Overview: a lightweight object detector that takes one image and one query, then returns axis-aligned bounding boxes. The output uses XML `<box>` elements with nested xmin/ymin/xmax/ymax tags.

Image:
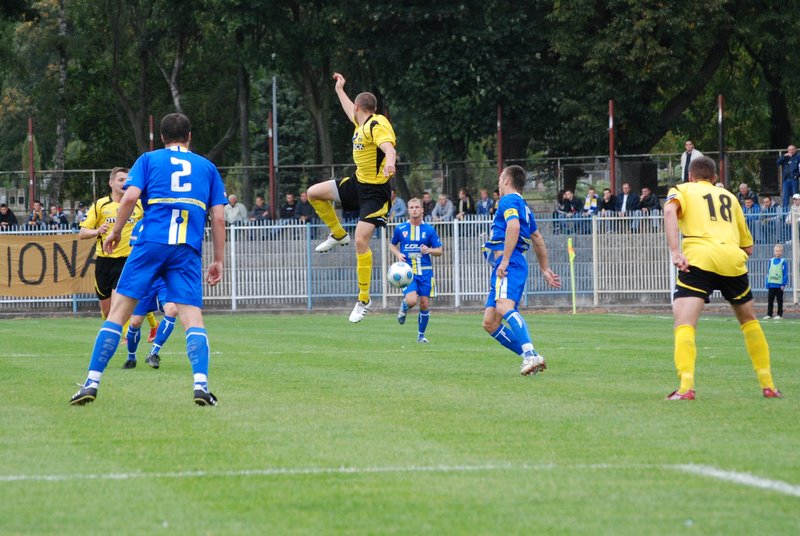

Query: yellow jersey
<box><xmin>351</xmin><ymin>113</ymin><xmax>396</xmax><ymax>185</ymax></box>
<box><xmin>666</xmin><ymin>180</ymin><xmax>752</xmax><ymax>276</ymax></box>
<box><xmin>81</xmin><ymin>195</ymin><xmax>144</xmax><ymax>258</ymax></box>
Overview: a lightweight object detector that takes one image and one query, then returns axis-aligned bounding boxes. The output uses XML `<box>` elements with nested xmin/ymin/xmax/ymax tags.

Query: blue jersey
<box><xmin>484</xmin><ymin>193</ymin><xmax>536</xmax><ymax>254</ymax></box>
<box><xmin>126</xmin><ymin>146</ymin><xmax>227</xmax><ymax>253</ymax></box>
<box><xmin>391</xmin><ymin>222</ymin><xmax>442</xmax><ymax>275</ymax></box>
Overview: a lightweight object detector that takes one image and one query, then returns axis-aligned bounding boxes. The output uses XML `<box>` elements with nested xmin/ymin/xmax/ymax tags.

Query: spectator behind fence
<box><xmin>598</xmin><ymin>188</ymin><xmax>616</xmax><ymax>214</ymax></box>
<box><xmin>736</xmin><ymin>183</ymin><xmax>758</xmax><ymax>206</ymax></box>
<box><xmin>224</xmin><ymin>194</ymin><xmax>247</xmax><ymax>225</ymax></box>
<box><xmin>490</xmin><ymin>189</ymin><xmax>500</xmax><ymax>217</ymax></box>
<box><xmin>388</xmin><ymin>189</ymin><xmax>407</xmax><ymax>221</ymax></box>
<box><xmin>776</xmin><ymin>145</ymin><xmax>800</xmax><ymax>208</ymax></box>
<box><xmin>758</xmin><ymin>195</ymin><xmax>780</xmax><ymax>244</ymax></box>
<box><xmin>72</xmin><ymin>202</ymin><xmax>87</xmax><ymax>230</ymax></box>
<box><xmin>784</xmin><ymin>193</ymin><xmax>800</xmax><ymax>238</ymax></box>
<box><xmin>279</xmin><ymin>192</ymin><xmax>298</xmax><ymax>221</ymax></box>
<box><xmin>582</xmin><ymin>187</ymin><xmax>599</xmax><ymax>216</ymax></box>
<box><xmin>421</xmin><ymin>191</ymin><xmax>435</xmax><ymax>221</ymax></box>
<box><xmin>26</xmin><ymin>200</ymin><xmax>46</xmax><ymax>229</ymax></box>
<box><xmin>431</xmin><ymin>194</ymin><xmax>454</xmax><ymax>222</ymax></box>
<box><xmin>0</xmin><ymin>203</ymin><xmax>18</xmax><ymax>230</ymax></box>
<box><xmin>48</xmin><ymin>205</ymin><xmax>69</xmax><ymax>229</ymax></box>
<box><xmin>680</xmin><ymin>139</ymin><xmax>703</xmax><ymax>181</ymax></box>
<box><xmin>455</xmin><ymin>187</ymin><xmax>475</xmax><ymax>220</ymax></box>
<box><xmin>297</xmin><ymin>190</ymin><xmax>317</xmax><ymax>224</ymax></box>
<box><xmin>742</xmin><ymin>197</ymin><xmax>760</xmax><ymax>240</ymax></box>
<box><xmin>476</xmin><ymin>188</ymin><xmax>493</xmax><ymax>217</ymax></box>
<box><xmin>249</xmin><ymin>195</ymin><xmax>270</xmax><ymax>222</ymax></box>
<box><xmin>639</xmin><ymin>186</ymin><xmax>660</xmax><ymax>214</ymax></box>
<box><xmin>615</xmin><ymin>183</ymin><xmax>640</xmax><ymax>214</ymax></box>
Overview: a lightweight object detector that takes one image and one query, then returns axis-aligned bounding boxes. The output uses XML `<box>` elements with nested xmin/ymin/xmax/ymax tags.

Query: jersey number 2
<box><xmin>170</xmin><ymin>157</ymin><xmax>192</xmax><ymax>192</ymax></box>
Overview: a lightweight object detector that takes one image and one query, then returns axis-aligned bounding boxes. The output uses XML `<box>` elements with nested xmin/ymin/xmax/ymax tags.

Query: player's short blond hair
<box><xmin>355</xmin><ymin>92</ymin><xmax>377</xmax><ymax>113</ymax></box>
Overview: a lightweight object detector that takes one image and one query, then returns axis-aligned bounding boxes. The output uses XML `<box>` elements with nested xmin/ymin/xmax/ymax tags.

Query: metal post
<box><xmin>230</xmin><ymin>226</ymin><xmax>237</xmax><ymax>311</ymax></box>
<box><xmin>496</xmin><ymin>103</ymin><xmax>503</xmax><ymax>175</ymax></box>
<box><xmin>718</xmin><ymin>95</ymin><xmax>726</xmax><ymax>188</ymax></box>
<box><xmin>453</xmin><ymin>219</ymin><xmax>461</xmax><ymax>307</ymax></box>
<box><xmin>272</xmin><ymin>76</ymin><xmax>279</xmax><ymax>171</ymax></box>
<box><xmin>149</xmin><ymin>114</ymin><xmax>154</xmax><ymax>152</ymax></box>
<box><xmin>608</xmin><ymin>100</ymin><xmax>616</xmax><ymax>194</ymax></box>
<box><xmin>592</xmin><ymin>216</ymin><xmax>599</xmax><ymax>306</ymax></box>
<box><xmin>268</xmin><ymin>111</ymin><xmax>276</xmax><ymax>220</ymax></box>
<box><xmin>27</xmin><ymin>117</ymin><xmax>35</xmax><ymax>210</ymax></box>
<box><xmin>306</xmin><ymin>223</ymin><xmax>314</xmax><ymax>310</ymax></box>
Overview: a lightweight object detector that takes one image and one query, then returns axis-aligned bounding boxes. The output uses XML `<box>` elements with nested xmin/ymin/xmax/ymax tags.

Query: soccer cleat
<box><xmin>70</xmin><ymin>385</ymin><xmax>98</xmax><ymax>406</ymax></box>
<box><xmin>417</xmin><ymin>336</ymin><xmax>429</xmax><ymax>343</ymax></box>
<box><xmin>397</xmin><ymin>305</ymin><xmax>407</xmax><ymax>325</ymax></box>
<box><xmin>121</xmin><ymin>359</ymin><xmax>137</xmax><ymax>370</ymax></box>
<box><xmin>194</xmin><ymin>389</ymin><xmax>218</xmax><ymax>406</ymax></box>
<box><xmin>665</xmin><ymin>389</ymin><xmax>695</xmax><ymax>400</ymax></box>
<box><xmin>145</xmin><ymin>352</ymin><xmax>161</xmax><ymax>369</ymax></box>
<box><xmin>348</xmin><ymin>299</ymin><xmax>372</xmax><ymax>323</ymax></box>
<box><xmin>773</xmin><ymin>315</ymin><xmax>782</xmax><ymax>320</ymax></box>
<box><xmin>148</xmin><ymin>327</ymin><xmax>157</xmax><ymax>343</ymax></box>
<box><xmin>763</xmin><ymin>387</ymin><xmax>783</xmax><ymax>398</ymax></box>
<box><xmin>520</xmin><ymin>354</ymin><xmax>545</xmax><ymax>376</ymax></box>
<box><xmin>763</xmin><ymin>315</ymin><xmax>772</xmax><ymax>320</ymax></box>
<box><xmin>315</xmin><ymin>233</ymin><xmax>351</xmax><ymax>252</ymax></box>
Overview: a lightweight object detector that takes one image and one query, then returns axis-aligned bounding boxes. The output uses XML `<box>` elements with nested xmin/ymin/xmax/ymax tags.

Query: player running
<box><xmin>390</xmin><ymin>197</ymin><xmax>443</xmax><ymax>343</ymax></box>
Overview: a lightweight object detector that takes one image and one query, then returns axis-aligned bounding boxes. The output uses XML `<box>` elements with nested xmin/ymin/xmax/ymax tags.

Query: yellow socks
<box><xmin>310</xmin><ymin>198</ymin><xmax>346</xmax><ymax>239</ymax></box>
<box><xmin>674</xmin><ymin>324</ymin><xmax>696</xmax><ymax>393</ymax></box>
<box><xmin>357</xmin><ymin>250</ymin><xmax>372</xmax><ymax>303</ymax></box>
<box><xmin>146</xmin><ymin>312</ymin><xmax>158</xmax><ymax>329</ymax></box>
<box><xmin>741</xmin><ymin>320</ymin><xmax>775</xmax><ymax>390</ymax></box>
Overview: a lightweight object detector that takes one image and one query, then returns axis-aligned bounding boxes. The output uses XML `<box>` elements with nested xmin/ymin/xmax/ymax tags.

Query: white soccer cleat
<box><xmin>763</xmin><ymin>315</ymin><xmax>772</xmax><ymax>320</ymax></box>
<box><xmin>349</xmin><ymin>299</ymin><xmax>372</xmax><ymax>323</ymax></box>
<box><xmin>315</xmin><ymin>233</ymin><xmax>351</xmax><ymax>252</ymax></box>
<box><xmin>520</xmin><ymin>354</ymin><xmax>546</xmax><ymax>376</ymax></box>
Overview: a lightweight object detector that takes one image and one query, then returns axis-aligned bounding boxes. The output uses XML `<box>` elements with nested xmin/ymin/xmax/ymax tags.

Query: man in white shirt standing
<box><xmin>680</xmin><ymin>140</ymin><xmax>704</xmax><ymax>182</ymax></box>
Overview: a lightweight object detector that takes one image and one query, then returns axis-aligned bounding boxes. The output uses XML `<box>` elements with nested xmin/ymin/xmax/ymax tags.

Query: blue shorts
<box><xmin>484</xmin><ymin>253</ymin><xmax>528</xmax><ymax>309</ymax></box>
<box><xmin>116</xmin><ymin>241</ymin><xmax>204</xmax><ymax>308</ymax></box>
<box><xmin>404</xmin><ymin>270</ymin><xmax>435</xmax><ymax>298</ymax></box>
<box><xmin>132</xmin><ymin>278</ymin><xmax>168</xmax><ymax>316</ymax></box>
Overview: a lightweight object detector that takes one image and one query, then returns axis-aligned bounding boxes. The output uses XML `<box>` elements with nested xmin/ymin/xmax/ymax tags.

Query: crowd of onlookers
<box><xmin>0</xmin><ymin>200</ymin><xmax>87</xmax><ymax>232</ymax></box>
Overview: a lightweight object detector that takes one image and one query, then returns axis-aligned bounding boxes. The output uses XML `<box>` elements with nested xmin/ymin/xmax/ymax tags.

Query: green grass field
<box><xmin>1</xmin><ymin>311</ymin><xmax>798</xmax><ymax>534</ymax></box>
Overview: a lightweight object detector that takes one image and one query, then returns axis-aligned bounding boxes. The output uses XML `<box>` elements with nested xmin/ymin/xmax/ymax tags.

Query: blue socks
<box><xmin>152</xmin><ymin>315</ymin><xmax>176</xmax><ymax>352</ymax></box>
<box><xmin>490</xmin><ymin>325</ymin><xmax>523</xmax><ymax>356</ymax></box>
<box><xmin>503</xmin><ymin>310</ymin><xmax>536</xmax><ymax>356</ymax></box>
<box><xmin>126</xmin><ymin>326</ymin><xmax>141</xmax><ymax>360</ymax></box>
<box><xmin>85</xmin><ymin>321</ymin><xmax>123</xmax><ymax>386</ymax></box>
<box><xmin>186</xmin><ymin>327</ymin><xmax>210</xmax><ymax>390</ymax></box>
<box><xmin>418</xmin><ymin>310</ymin><xmax>430</xmax><ymax>337</ymax></box>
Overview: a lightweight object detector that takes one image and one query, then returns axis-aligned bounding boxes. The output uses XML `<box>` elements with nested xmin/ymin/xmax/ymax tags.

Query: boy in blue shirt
<box><xmin>70</xmin><ymin>113</ymin><xmax>227</xmax><ymax>406</ymax></box>
<box><xmin>390</xmin><ymin>197</ymin><xmax>443</xmax><ymax>342</ymax></box>
<box><xmin>764</xmin><ymin>243</ymin><xmax>788</xmax><ymax>320</ymax></box>
<box><xmin>482</xmin><ymin>166</ymin><xmax>561</xmax><ymax>375</ymax></box>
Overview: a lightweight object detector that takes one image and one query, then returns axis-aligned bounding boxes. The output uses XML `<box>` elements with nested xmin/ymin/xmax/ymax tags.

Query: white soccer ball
<box><xmin>387</xmin><ymin>261</ymin><xmax>413</xmax><ymax>288</ymax></box>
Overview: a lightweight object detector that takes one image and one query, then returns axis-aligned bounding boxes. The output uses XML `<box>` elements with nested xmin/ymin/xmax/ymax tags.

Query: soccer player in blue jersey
<box><xmin>70</xmin><ymin>112</ymin><xmax>227</xmax><ymax>406</ymax></box>
<box><xmin>121</xmin><ymin>220</ymin><xmax>178</xmax><ymax>370</ymax></box>
<box><xmin>482</xmin><ymin>165</ymin><xmax>561</xmax><ymax>376</ymax></box>
<box><xmin>390</xmin><ymin>197</ymin><xmax>443</xmax><ymax>343</ymax></box>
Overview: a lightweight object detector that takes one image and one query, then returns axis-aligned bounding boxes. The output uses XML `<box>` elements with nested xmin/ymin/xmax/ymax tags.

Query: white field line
<box><xmin>671</xmin><ymin>464</ymin><xmax>800</xmax><ymax>498</ymax></box>
<box><xmin>2</xmin><ymin>462</ymin><xmax>798</xmax><ymax>498</ymax></box>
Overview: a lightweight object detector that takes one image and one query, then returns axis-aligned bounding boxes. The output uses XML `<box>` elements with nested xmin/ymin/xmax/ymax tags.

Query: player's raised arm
<box><xmin>332</xmin><ymin>72</ymin><xmax>355</xmax><ymax>121</ymax></box>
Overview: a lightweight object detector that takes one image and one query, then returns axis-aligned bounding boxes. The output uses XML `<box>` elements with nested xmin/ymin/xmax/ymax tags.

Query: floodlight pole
<box><xmin>268</xmin><ymin>111</ymin><xmax>276</xmax><ymax>220</ymax></box>
<box><xmin>609</xmin><ymin>100</ymin><xmax>616</xmax><ymax>193</ymax></box>
<box><xmin>28</xmin><ymin>117</ymin><xmax>35</xmax><ymax>210</ymax></box>
<box><xmin>718</xmin><ymin>95</ymin><xmax>726</xmax><ymax>188</ymax></box>
<box><xmin>497</xmin><ymin>103</ymin><xmax>504</xmax><ymax>175</ymax></box>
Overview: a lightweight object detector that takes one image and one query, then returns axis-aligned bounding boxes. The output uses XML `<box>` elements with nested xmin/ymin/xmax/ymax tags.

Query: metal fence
<box><xmin>2</xmin><ymin>211</ymin><xmax>798</xmax><ymax>315</ymax></box>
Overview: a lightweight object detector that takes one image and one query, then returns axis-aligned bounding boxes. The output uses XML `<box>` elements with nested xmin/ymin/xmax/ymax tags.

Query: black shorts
<box><xmin>335</xmin><ymin>176</ymin><xmax>391</xmax><ymax>228</ymax></box>
<box><xmin>674</xmin><ymin>265</ymin><xmax>753</xmax><ymax>304</ymax></box>
<box><xmin>94</xmin><ymin>256</ymin><xmax>127</xmax><ymax>300</ymax></box>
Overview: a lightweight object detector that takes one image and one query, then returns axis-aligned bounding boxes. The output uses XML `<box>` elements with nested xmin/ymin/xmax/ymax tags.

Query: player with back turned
<box><xmin>70</xmin><ymin>112</ymin><xmax>227</xmax><ymax>407</ymax></box>
<box><xmin>664</xmin><ymin>155</ymin><xmax>782</xmax><ymax>400</ymax></box>
<box><xmin>307</xmin><ymin>72</ymin><xmax>397</xmax><ymax>323</ymax></box>
<box><xmin>482</xmin><ymin>165</ymin><xmax>561</xmax><ymax>376</ymax></box>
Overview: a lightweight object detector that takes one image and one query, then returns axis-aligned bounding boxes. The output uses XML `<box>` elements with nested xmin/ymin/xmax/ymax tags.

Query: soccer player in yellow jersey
<box><xmin>80</xmin><ymin>167</ymin><xmax>145</xmax><ymax>321</ymax></box>
<box><xmin>664</xmin><ymin>156</ymin><xmax>782</xmax><ymax>400</ymax></box>
<box><xmin>308</xmin><ymin>72</ymin><xmax>397</xmax><ymax>323</ymax></box>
